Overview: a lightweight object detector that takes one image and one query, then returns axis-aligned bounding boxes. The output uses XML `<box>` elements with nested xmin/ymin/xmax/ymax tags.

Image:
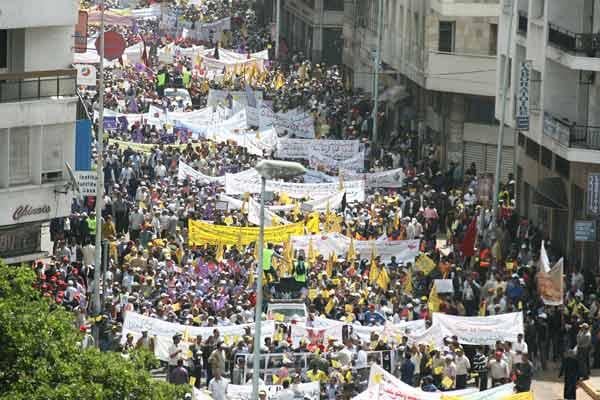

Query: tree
<box><xmin>0</xmin><ymin>263</ymin><xmax>190</xmax><ymax>400</ymax></box>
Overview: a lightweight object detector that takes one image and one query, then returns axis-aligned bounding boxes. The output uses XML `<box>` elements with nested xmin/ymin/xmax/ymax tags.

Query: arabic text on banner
<box><xmin>431</xmin><ymin>312</ymin><xmax>524</xmax><ymax>346</ymax></box>
<box><xmin>276</xmin><ymin>138</ymin><xmax>360</xmax><ymax>160</ymax></box>
<box><xmin>227</xmin><ymin>382</ymin><xmax>320</xmax><ymax>400</ymax></box>
<box><xmin>188</xmin><ymin>220</ymin><xmax>305</xmax><ymax>246</ymax></box>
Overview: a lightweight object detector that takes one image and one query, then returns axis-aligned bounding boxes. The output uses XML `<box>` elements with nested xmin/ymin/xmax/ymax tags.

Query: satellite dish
<box><xmin>65</xmin><ymin>162</ymin><xmax>81</xmax><ymax>195</ymax></box>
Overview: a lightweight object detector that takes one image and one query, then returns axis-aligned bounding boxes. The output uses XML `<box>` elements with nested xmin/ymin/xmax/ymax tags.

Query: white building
<box><xmin>343</xmin><ymin>0</ymin><xmax>514</xmax><ymax>179</ymax></box>
<box><xmin>0</xmin><ymin>0</ymin><xmax>78</xmax><ymax>263</ymax></box>
<box><xmin>498</xmin><ymin>0</ymin><xmax>600</xmax><ymax>263</ymax></box>
<box><xmin>273</xmin><ymin>0</ymin><xmax>345</xmax><ymax>64</ymax></box>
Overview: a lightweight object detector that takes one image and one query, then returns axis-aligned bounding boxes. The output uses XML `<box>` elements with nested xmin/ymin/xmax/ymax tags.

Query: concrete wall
<box><xmin>0</xmin><ymin>0</ymin><xmax>78</xmax><ymax>29</ymax></box>
<box><xmin>543</xmin><ymin>60</ymin><xmax>578</xmax><ymax>121</ymax></box>
<box><xmin>24</xmin><ymin>26</ymin><xmax>74</xmax><ymax>71</ymax></box>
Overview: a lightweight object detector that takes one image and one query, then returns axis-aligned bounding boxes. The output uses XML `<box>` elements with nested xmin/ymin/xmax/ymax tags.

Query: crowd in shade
<box><xmin>32</xmin><ymin>0</ymin><xmax>600</xmax><ymax>399</ymax></box>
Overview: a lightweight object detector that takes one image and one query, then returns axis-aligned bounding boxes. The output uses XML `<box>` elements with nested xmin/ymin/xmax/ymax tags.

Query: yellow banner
<box><xmin>108</xmin><ymin>139</ymin><xmax>197</xmax><ymax>154</ymax></box>
<box><xmin>415</xmin><ymin>254</ymin><xmax>437</xmax><ymax>275</ymax></box>
<box><xmin>188</xmin><ymin>220</ymin><xmax>305</xmax><ymax>246</ymax></box>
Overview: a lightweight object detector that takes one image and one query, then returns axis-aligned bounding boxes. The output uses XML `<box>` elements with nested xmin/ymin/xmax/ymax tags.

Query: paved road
<box><xmin>531</xmin><ymin>363</ymin><xmax>593</xmax><ymax>400</ymax></box>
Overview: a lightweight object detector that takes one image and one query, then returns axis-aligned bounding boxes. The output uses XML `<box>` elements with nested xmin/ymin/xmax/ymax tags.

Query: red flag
<box><xmin>460</xmin><ymin>218</ymin><xmax>477</xmax><ymax>257</ymax></box>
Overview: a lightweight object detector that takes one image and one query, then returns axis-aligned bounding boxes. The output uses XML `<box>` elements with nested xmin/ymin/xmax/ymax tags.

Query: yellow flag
<box><xmin>308</xmin><ymin>288</ymin><xmax>318</xmax><ymax>300</ymax></box>
<box><xmin>325</xmin><ymin>298</ymin><xmax>335</xmax><ymax>314</ymax></box>
<box><xmin>403</xmin><ymin>269</ymin><xmax>414</xmax><ymax>295</ymax></box>
<box><xmin>441</xmin><ymin>376</ymin><xmax>454</xmax><ymax>389</ymax></box>
<box><xmin>215</xmin><ymin>242</ymin><xmax>224</xmax><ymax>262</ymax></box>
<box><xmin>306</xmin><ymin>212</ymin><xmax>320</xmax><ymax>234</ymax></box>
<box><xmin>416</xmin><ymin>254</ymin><xmax>437</xmax><ymax>275</ymax></box>
<box><xmin>274</xmin><ymin>73</ymin><xmax>285</xmax><ymax>90</ymax></box>
<box><xmin>393</xmin><ymin>212</ymin><xmax>400</xmax><ymax>230</ymax></box>
<box><xmin>347</xmin><ymin>237</ymin><xmax>357</xmax><ymax>263</ymax></box>
<box><xmin>479</xmin><ymin>300</ymin><xmax>487</xmax><ymax>316</ymax></box>
<box><xmin>376</xmin><ymin>266</ymin><xmax>390</xmax><ymax>291</ymax></box>
<box><xmin>428</xmin><ymin>284</ymin><xmax>441</xmax><ymax>312</ymax></box>
<box><xmin>247</xmin><ymin>271</ymin><xmax>255</xmax><ymax>288</ymax></box>
<box><xmin>369</xmin><ymin>259</ymin><xmax>379</xmax><ymax>285</ymax></box>
<box><xmin>308</xmin><ymin>238</ymin><xmax>318</xmax><ymax>265</ymax></box>
<box><xmin>326</xmin><ymin>252</ymin><xmax>335</xmax><ymax>277</ymax></box>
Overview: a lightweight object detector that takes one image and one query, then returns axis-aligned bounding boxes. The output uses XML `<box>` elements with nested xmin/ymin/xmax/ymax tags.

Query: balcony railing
<box><xmin>543</xmin><ymin>112</ymin><xmax>600</xmax><ymax>150</ymax></box>
<box><xmin>0</xmin><ymin>69</ymin><xmax>76</xmax><ymax>104</ymax></box>
<box><xmin>548</xmin><ymin>23</ymin><xmax>600</xmax><ymax>55</ymax></box>
<box><xmin>517</xmin><ymin>12</ymin><xmax>528</xmax><ymax>35</ymax></box>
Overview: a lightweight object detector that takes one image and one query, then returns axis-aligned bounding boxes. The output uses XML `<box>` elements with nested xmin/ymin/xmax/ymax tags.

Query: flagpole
<box><xmin>92</xmin><ymin>0</ymin><xmax>105</xmax><ymax>347</ymax></box>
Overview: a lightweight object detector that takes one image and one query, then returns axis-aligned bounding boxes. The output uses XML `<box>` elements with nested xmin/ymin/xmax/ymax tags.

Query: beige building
<box><xmin>343</xmin><ymin>0</ymin><xmax>513</xmax><ymax>179</ymax></box>
<box><xmin>498</xmin><ymin>0</ymin><xmax>600</xmax><ymax>264</ymax></box>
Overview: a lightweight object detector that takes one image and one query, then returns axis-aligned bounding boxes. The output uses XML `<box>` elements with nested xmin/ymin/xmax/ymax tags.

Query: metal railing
<box><xmin>0</xmin><ymin>69</ymin><xmax>77</xmax><ymax>103</ymax></box>
<box><xmin>548</xmin><ymin>22</ymin><xmax>600</xmax><ymax>55</ymax></box>
<box><xmin>543</xmin><ymin>112</ymin><xmax>600</xmax><ymax>150</ymax></box>
<box><xmin>232</xmin><ymin>350</ymin><xmax>397</xmax><ymax>385</ymax></box>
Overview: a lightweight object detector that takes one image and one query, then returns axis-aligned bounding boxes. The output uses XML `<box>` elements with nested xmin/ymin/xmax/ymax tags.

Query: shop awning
<box><xmin>379</xmin><ymin>85</ymin><xmax>408</xmax><ymax>103</ymax></box>
<box><xmin>532</xmin><ymin>177</ymin><xmax>568</xmax><ymax>210</ymax></box>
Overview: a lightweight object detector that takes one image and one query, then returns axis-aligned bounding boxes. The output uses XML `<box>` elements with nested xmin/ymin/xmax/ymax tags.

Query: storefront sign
<box><xmin>574</xmin><ymin>220</ymin><xmax>597</xmax><ymax>242</ymax></box>
<box><xmin>75</xmin><ymin>171</ymin><xmax>97</xmax><ymax>196</ymax></box>
<box><xmin>516</xmin><ymin>61</ymin><xmax>531</xmax><ymax>130</ymax></box>
<box><xmin>12</xmin><ymin>205</ymin><xmax>51</xmax><ymax>222</ymax></box>
<box><xmin>587</xmin><ymin>173</ymin><xmax>600</xmax><ymax>215</ymax></box>
<box><xmin>0</xmin><ymin>224</ymin><xmax>41</xmax><ymax>258</ymax></box>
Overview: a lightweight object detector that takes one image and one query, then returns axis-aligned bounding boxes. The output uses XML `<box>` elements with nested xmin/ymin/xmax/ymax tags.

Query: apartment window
<box><xmin>324</xmin><ymin>0</ymin><xmax>344</xmax><ymax>11</ymax></box>
<box><xmin>525</xmin><ymin>138</ymin><xmax>539</xmax><ymax>161</ymax></box>
<box><xmin>438</xmin><ymin>21</ymin><xmax>455</xmax><ymax>52</ymax></box>
<box><xmin>555</xmin><ymin>155</ymin><xmax>570</xmax><ymax>177</ymax></box>
<box><xmin>518</xmin><ymin>132</ymin><xmax>525</xmax><ymax>147</ymax></box>
<box><xmin>541</xmin><ymin>146</ymin><xmax>552</xmax><ymax>169</ymax></box>
<box><xmin>9</xmin><ymin>127</ymin><xmax>32</xmax><ymax>186</ymax></box>
<box><xmin>465</xmin><ymin>96</ymin><xmax>497</xmax><ymax>124</ymax></box>
<box><xmin>0</xmin><ymin>29</ymin><xmax>7</xmax><ymax>69</ymax></box>
<box><xmin>42</xmin><ymin>125</ymin><xmax>64</xmax><ymax>174</ymax></box>
<box><xmin>489</xmin><ymin>24</ymin><xmax>498</xmax><ymax>55</ymax></box>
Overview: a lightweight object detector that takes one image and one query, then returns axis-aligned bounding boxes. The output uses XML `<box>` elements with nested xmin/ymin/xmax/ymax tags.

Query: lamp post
<box><xmin>251</xmin><ymin>160</ymin><xmax>306</xmax><ymax>399</ymax></box>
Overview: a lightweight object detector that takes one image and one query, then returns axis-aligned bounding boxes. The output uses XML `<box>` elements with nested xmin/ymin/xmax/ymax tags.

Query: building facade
<box><xmin>498</xmin><ymin>0</ymin><xmax>600</xmax><ymax>265</ymax></box>
<box><xmin>343</xmin><ymin>0</ymin><xmax>514</xmax><ymax>179</ymax></box>
<box><xmin>273</xmin><ymin>0</ymin><xmax>345</xmax><ymax>64</ymax></box>
<box><xmin>0</xmin><ymin>0</ymin><xmax>78</xmax><ymax>263</ymax></box>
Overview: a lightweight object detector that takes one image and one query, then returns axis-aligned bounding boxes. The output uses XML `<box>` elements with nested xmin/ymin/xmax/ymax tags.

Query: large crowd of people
<box><xmin>32</xmin><ymin>1</ymin><xmax>600</xmax><ymax>399</ymax></box>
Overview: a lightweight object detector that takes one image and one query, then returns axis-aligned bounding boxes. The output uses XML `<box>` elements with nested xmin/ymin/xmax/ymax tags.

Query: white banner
<box><xmin>363</xmin><ymin>364</ymin><xmax>477</xmax><ymax>399</ymax></box>
<box><xmin>259</xmin><ymin>103</ymin><xmax>315</xmax><ymax>139</ymax></box>
<box><xmin>177</xmin><ymin>160</ymin><xmax>225</xmax><ymax>184</ymax></box>
<box><xmin>122</xmin><ymin>311</ymin><xmax>275</xmax><ymax>362</ymax></box>
<box><xmin>432</xmin><ymin>312</ymin><xmax>524</xmax><ymax>346</ymax></box>
<box><xmin>75</xmin><ymin>64</ymin><xmax>97</xmax><ymax>86</ymax></box>
<box><xmin>309</xmin><ymin>149</ymin><xmax>364</xmax><ymax>173</ymax></box>
<box><xmin>290</xmin><ymin>323</ymin><xmax>344</xmax><ymax>347</ymax></box>
<box><xmin>227</xmin><ymin>382</ymin><xmax>320</xmax><ymax>400</ymax></box>
<box><xmin>219</xmin><ymin>190</ymin><xmax>344</xmax><ymax>214</ymax></box>
<box><xmin>341</xmin><ymin>168</ymin><xmax>406</xmax><ymax>189</ymax></box>
<box><xmin>291</xmin><ymin>233</ymin><xmax>420</xmax><ymax>264</ymax></box>
<box><xmin>276</xmin><ymin>138</ymin><xmax>360</xmax><ymax>160</ymax></box>
<box><xmin>225</xmin><ymin>169</ymin><xmax>365</xmax><ymax>202</ymax></box>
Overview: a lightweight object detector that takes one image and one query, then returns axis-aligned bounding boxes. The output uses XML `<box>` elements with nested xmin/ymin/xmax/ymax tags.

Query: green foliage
<box><xmin>0</xmin><ymin>264</ymin><xmax>191</xmax><ymax>400</ymax></box>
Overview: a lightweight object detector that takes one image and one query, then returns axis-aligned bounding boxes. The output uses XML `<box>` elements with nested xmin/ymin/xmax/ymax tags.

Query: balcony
<box><xmin>548</xmin><ymin>23</ymin><xmax>600</xmax><ymax>56</ymax></box>
<box><xmin>0</xmin><ymin>69</ymin><xmax>76</xmax><ymax>104</ymax></box>
<box><xmin>426</xmin><ymin>50</ymin><xmax>497</xmax><ymax>97</ymax></box>
<box><xmin>543</xmin><ymin>112</ymin><xmax>600</xmax><ymax>150</ymax></box>
<box><xmin>517</xmin><ymin>12</ymin><xmax>528</xmax><ymax>36</ymax></box>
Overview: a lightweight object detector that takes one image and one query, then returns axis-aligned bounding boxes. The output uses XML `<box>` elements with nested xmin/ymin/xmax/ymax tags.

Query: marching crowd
<box><xmin>31</xmin><ymin>1</ymin><xmax>600</xmax><ymax>399</ymax></box>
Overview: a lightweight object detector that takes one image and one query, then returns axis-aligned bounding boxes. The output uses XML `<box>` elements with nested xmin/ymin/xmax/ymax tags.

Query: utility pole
<box><xmin>493</xmin><ymin>0</ymin><xmax>515</xmax><ymax>222</ymax></box>
<box><xmin>93</xmin><ymin>0</ymin><xmax>105</xmax><ymax>346</ymax></box>
<box><xmin>371</xmin><ymin>0</ymin><xmax>383</xmax><ymax>162</ymax></box>
<box><xmin>275</xmin><ymin>0</ymin><xmax>281</xmax><ymax>59</ymax></box>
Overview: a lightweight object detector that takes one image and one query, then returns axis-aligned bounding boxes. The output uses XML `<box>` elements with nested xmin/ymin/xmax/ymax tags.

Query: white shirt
<box><xmin>276</xmin><ymin>389</ymin><xmax>295</xmax><ymax>400</ymax></box>
<box><xmin>208</xmin><ymin>377</ymin><xmax>229</xmax><ymax>400</ymax></box>
<box><xmin>355</xmin><ymin>349</ymin><xmax>368</xmax><ymax>369</ymax></box>
<box><xmin>82</xmin><ymin>244</ymin><xmax>95</xmax><ymax>267</ymax></box>
<box><xmin>513</xmin><ymin>341</ymin><xmax>528</xmax><ymax>363</ymax></box>
<box><xmin>455</xmin><ymin>355</ymin><xmax>471</xmax><ymax>375</ymax></box>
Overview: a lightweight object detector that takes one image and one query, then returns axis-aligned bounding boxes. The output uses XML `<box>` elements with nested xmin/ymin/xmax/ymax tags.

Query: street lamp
<box><xmin>251</xmin><ymin>160</ymin><xmax>306</xmax><ymax>399</ymax></box>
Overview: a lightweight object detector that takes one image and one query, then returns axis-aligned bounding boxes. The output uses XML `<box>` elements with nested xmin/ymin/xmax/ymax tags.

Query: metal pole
<box><xmin>275</xmin><ymin>0</ymin><xmax>281</xmax><ymax>59</ymax></box>
<box><xmin>251</xmin><ymin>176</ymin><xmax>267</xmax><ymax>399</ymax></box>
<box><xmin>93</xmin><ymin>0</ymin><xmax>105</xmax><ymax>347</ymax></box>
<box><xmin>371</xmin><ymin>0</ymin><xmax>383</xmax><ymax>162</ymax></box>
<box><xmin>493</xmin><ymin>0</ymin><xmax>514</xmax><ymax>222</ymax></box>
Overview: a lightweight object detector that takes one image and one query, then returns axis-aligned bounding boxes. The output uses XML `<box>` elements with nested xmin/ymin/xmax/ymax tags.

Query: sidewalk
<box><xmin>581</xmin><ymin>371</ymin><xmax>600</xmax><ymax>400</ymax></box>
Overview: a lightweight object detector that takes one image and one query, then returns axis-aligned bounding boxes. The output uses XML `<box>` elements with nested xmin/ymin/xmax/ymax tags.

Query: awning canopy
<box><xmin>379</xmin><ymin>85</ymin><xmax>408</xmax><ymax>103</ymax></box>
<box><xmin>532</xmin><ymin>177</ymin><xmax>568</xmax><ymax>210</ymax></box>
